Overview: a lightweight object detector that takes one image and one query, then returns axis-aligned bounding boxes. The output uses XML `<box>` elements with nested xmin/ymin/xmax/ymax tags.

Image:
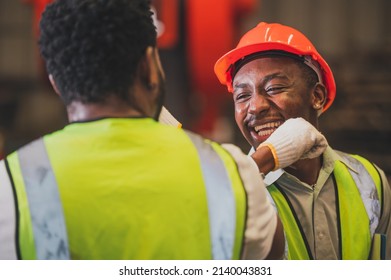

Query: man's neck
<box><xmin>66</xmin><ymin>97</ymin><xmax>146</xmax><ymax>123</ymax></box>
<box><xmin>284</xmin><ymin>157</ymin><xmax>322</xmax><ymax>186</ymax></box>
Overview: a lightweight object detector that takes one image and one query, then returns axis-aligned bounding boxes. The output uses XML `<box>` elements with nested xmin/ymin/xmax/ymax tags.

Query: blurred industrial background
<box><xmin>0</xmin><ymin>0</ymin><xmax>390</xmax><ymax>180</ymax></box>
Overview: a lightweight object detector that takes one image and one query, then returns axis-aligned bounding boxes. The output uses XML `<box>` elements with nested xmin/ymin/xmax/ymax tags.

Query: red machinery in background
<box><xmin>22</xmin><ymin>0</ymin><xmax>54</xmax><ymax>36</ymax></box>
<box><xmin>185</xmin><ymin>0</ymin><xmax>257</xmax><ymax>137</ymax></box>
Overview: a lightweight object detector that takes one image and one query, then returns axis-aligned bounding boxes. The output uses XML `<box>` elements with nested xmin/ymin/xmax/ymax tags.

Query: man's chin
<box><xmin>249</xmin><ymin>133</ymin><xmax>271</xmax><ymax>148</ymax></box>
<box><xmin>248</xmin><ymin>139</ymin><xmax>261</xmax><ymax>151</ymax></box>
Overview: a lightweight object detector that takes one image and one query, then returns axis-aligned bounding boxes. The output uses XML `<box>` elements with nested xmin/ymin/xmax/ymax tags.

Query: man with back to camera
<box><xmin>0</xmin><ymin>1</ymin><xmax>328</xmax><ymax>259</ymax></box>
<box><xmin>214</xmin><ymin>21</ymin><xmax>391</xmax><ymax>260</ymax></box>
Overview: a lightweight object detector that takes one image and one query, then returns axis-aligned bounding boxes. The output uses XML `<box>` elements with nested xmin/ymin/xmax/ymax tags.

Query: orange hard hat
<box><xmin>214</xmin><ymin>22</ymin><xmax>336</xmax><ymax>112</ymax></box>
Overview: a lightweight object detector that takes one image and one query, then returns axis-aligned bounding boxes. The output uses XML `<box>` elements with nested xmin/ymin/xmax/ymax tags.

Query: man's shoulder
<box><xmin>181</xmin><ymin>129</ymin><xmax>254</xmax><ymax>170</ymax></box>
<box><xmin>324</xmin><ymin>147</ymin><xmax>375</xmax><ymax>173</ymax></box>
<box><xmin>332</xmin><ymin>149</ymin><xmax>389</xmax><ymax>191</ymax></box>
<box><xmin>334</xmin><ymin>149</ymin><xmax>384</xmax><ymax>172</ymax></box>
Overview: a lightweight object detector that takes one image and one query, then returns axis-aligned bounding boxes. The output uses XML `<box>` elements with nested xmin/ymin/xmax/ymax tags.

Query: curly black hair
<box><xmin>39</xmin><ymin>0</ymin><xmax>157</xmax><ymax>105</ymax></box>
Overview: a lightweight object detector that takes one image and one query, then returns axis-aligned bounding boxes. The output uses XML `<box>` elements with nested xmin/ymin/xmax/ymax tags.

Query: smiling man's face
<box><xmin>232</xmin><ymin>56</ymin><xmax>318</xmax><ymax>149</ymax></box>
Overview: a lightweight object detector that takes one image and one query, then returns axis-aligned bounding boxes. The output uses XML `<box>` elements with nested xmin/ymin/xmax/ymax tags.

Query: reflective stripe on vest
<box><xmin>268</xmin><ymin>154</ymin><xmax>381</xmax><ymax>260</ymax></box>
<box><xmin>17</xmin><ymin>138</ymin><xmax>70</xmax><ymax>260</ymax></box>
<box><xmin>0</xmin><ymin>160</ymin><xmax>18</xmax><ymax>260</ymax></box>
<box><xmin>185</xmin><ymin>131</ymin><xmax>236</xmax><ymax>260</ymax></box>
<box><xmin>349</xmin><ymin>155</ymin><xmax>383</xmax><ymax>226</ymax></box>
<box><xmin>344</xmin><ymin>154</ymin><xmax>384</xmax><ymax>260</ymax></box>
<box><xmin>333</xmin><ymin>161</ymin><xmax>371</xmax><ymax>259</ymax></box>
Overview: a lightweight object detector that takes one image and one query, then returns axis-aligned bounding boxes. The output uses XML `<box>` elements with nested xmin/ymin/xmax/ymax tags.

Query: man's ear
<box><xmin>311</xmin><ymin>83</ymin><xmax>327</xmax><ymax>115</ymax></box>
<box><xmin>139</xmin><ymin>46</ymin><xmax>161</xmax><ymax>92</ymax></box>
<box><xmin>48</xmin><ymin>74</ymin><xmax>61</xmax><ymax>96</ymax></box>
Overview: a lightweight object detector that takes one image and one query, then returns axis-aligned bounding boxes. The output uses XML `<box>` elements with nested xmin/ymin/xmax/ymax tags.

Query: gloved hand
<box><xmin>257</xmin><ymin>117</ymin><xmax>328</xmax><ymax>170</ymax></box>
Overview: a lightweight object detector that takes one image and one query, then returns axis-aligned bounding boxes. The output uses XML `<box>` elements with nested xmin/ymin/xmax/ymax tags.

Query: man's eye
<box><xmin>265</xmin><ymin>86</ymin><xmax>285</xmax><ymax>95</ymax></box>
<box><xmin>234</xmin><ymin>92</ymin><xmax>250</xmax><ymax>102</ymax></box>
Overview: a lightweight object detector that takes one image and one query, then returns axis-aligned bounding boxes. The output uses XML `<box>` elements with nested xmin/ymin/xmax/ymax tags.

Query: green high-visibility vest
<box><xmin>0</xmin><ymin>119</ymin><xmax>246</xmax><ymax>260</ymax></box>
<box><xmin>268</xmin><ymin>154</ymin><xmax>383</xmax><ymax>260</ymax></box>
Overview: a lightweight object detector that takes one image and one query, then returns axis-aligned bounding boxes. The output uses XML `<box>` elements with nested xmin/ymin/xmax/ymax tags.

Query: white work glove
<box><xmin>257</xmin><ymin>117</ymin><xmax>328</xmax><ymax>170</ymax></box>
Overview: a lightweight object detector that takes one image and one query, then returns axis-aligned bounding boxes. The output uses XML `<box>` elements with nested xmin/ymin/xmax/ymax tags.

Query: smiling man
<box><xmin>214</xmin><ymin>22</ymin><xmax>391</xmax><ymax>260</ymax></box>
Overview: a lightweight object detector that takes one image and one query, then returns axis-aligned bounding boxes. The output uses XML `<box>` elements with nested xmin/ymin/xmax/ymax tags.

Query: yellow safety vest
<box><xmin>0</xmin><ymin>118</ymin><xmax>246</xmax><ymax>259</ymax></box>
<box><xmin>268</xmin><ymin>154</ymin><xmax>384</xmax><ymax>260</ymax></box>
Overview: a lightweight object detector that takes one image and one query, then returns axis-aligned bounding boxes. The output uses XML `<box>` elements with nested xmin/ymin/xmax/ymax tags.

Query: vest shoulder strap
<box><xmin>17</xmin><ymin>138</ymin><xmax>70</xmax><ymax>260</ymax></box>
<box><xmin>0</xmin><ymin>160</ymin><xmax>18</xmax><ymax>259</ymax></box>
<box><xmin>342</xmin><ymin>154</ymin><xmax>385</xmax><ymax>260</ymax></box>
<box><xmin>184</xmin><ymin>131</ymin><xmax>238</xmax><ymax>260</ymax></box>
<box><xmin>338</xmin><ymin>152</ymin><xmax>382</xmax><ymax>236</ymax></box>
<box><xmin>350</xmin><ymin>154</ymin><xmax>383</xmax><ymax>210</ymax></box>
<box><xmin>267</xmin><ymin>184</ymin><xmax>312</xmax><ymax>260</ymax></box>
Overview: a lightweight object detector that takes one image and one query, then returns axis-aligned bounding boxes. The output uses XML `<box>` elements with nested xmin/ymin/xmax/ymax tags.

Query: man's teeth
<box><xmin>258</xmin><ymin>129</ymin><xmax>274</xmax><ymax>136</ymax></box>
<box><xmin>254</xmin><ymin>122</ymin><xmax>282</xmax><ymax>136</ymax></box>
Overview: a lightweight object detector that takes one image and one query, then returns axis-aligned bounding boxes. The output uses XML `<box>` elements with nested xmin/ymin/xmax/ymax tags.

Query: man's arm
<box><xmin>222</xmin><ymin>144</ymin><xmax>285</xmax><ymax>259</ymax></box>
<box><xmin>250</xmin><ymin>146</ymin><xmax>276</xmax><ymax>175</ymax></box>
